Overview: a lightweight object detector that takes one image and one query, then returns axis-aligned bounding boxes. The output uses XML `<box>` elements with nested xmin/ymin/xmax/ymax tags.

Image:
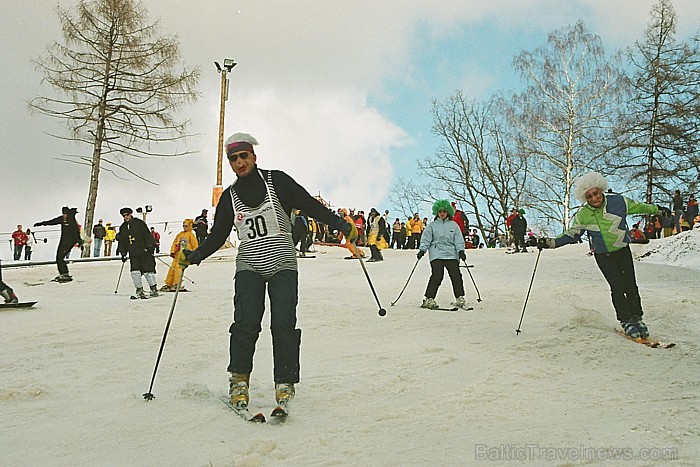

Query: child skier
<box><xmin>537</xmin><ymin>172</ymin><xmax>659</xmax><ymax>338</ymax></box>
<box><xmin>417</xmin><ymin>199</ymin><xmax>467</xmax><ymax>309</ymax></box>
<box><xmin>161</xmin><ymin>219</ymin><xmax>198</xmax><ymax>292</ymax></box>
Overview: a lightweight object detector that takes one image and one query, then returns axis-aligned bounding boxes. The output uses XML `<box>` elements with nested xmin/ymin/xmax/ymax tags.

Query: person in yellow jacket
<box><xmin>104</xmin><ymin>223</ymin><xmax>117</xmax><ymax>256</ymax></box>
<box><xmin>366</xmin><ymin>208</ymin><xmax>388</xmax><ymax>262</ymax></box>
<box><xmin>161</xmin><ymin>219</ymin><xmax>198</xmax><ymax>292</ymax></box>
<box><xmin>409</xmin><ymin>213</ymin><xmax>423</xmax><ymax>249</ymax></box>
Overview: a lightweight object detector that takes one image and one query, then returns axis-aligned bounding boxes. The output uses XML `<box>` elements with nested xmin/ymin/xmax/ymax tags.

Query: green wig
<box><xmin>432</xmin><ymin>199</ymin><xmax>455</xmax><ymax>218</ymax></box>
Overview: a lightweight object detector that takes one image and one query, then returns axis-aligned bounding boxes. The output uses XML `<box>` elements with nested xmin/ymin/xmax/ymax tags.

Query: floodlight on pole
<box><xmin>212</xmin><ymin>58</ymin><xmax>237</xmax><ymax>207</ymax></box>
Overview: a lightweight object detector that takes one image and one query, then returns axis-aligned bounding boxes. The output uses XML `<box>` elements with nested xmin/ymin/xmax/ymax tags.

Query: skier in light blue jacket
<box><xmin>417</xmin><ymin>199</ymin><xmax>467</xmax><ymax>309</ymax></box>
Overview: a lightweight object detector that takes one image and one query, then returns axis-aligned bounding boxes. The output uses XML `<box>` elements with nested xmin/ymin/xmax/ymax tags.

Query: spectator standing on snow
<box><xmin>177</xmin><ymin>132</ymin><xmax>357</xmax><ymax>412</ymax></box>
<box><xmin>24</xmin><ymin>228</ymin><xmax>34</xmax><ymax>260</ymax></box>
<box><xmin>537</xmin><ymin>172</ymin><xmax>659</xmax><ymax>339</ymax></box>
<box><xmin>34</xmin><ymin>207</ymin><xmax>82</xmax><ymax>282</ymax></box>
<box><xmin>390</xmin><ymin>218</ymin><xmax>402</xmax><ymax>249</ymax></box>
<box><xmin>452</xmin><ymin>202</ymin><xmax>468</xmax><ymax>239</ymax></box>
<box><xmin>417</xmin><ymin>199</ymin><xmax>467</xmax><ymax>310</ymax></box>
<box><xmin>685</xmin><ymin>195</ymin><xmax>698</xmax><ymax>230</ymax></box>
<box><xmin>92</xmin><ymin>219</ymin><xmax>106</xmax><ymax>257</ymax></box>
<box><xmin>510</xmin><ymin>209</ymin><xmax>528</xmax><ymax>253</ymax></box>
<box><xmin>116</xmin><ymin>207</ymin><xmax>159</xmax><ymax>299</ymax></box>
<box><xmin>194</xmin><ymin>209</ymin><xmax>209</xmax><ymax>245</ymax></box>
<box><xmin>672</xmin><ymin>190</ymin><xmax>683</xmax><ymax>235</ymax></box>
<box><xmin>104</xmin><ymin>222</ymin><xmax>116</xmax><ymax>255</ymax></box>
<box><xmin>12</xmin><ymin>225</ymin><xmax>28</xmax><ymax>261</ymax></box>
<box><xmin>150</xmin><ymin>227</ymin><xmax>161</xmax><ymax>254</ymax></box>
<box><xmin>366</xmin><ymin>208</ymin><xmax>388</xmax><ymax>262</ymax></box>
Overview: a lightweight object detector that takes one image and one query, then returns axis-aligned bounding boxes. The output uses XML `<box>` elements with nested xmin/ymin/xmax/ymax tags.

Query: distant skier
<box><xmin>537</xmin><ymin>172</ymin><xmax>659</xmax><ymax>339</ymax></box>
<box><xmin>116</xmin><ymin>207</ymin><xmax>159</xmax><ymax>299</ymax></box>
<box><xmin>34</xmin><ymin>207</ymin><xmax>82</xmax><ymax>282</ymax></box>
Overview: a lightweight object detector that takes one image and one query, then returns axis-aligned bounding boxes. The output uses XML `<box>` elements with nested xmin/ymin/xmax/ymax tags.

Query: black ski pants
<box><xmin>424</xmin><ymin>259</ymin><xmax>465</xmax><ymax>299</ymax></box>
<box><xmin>229</xmin><ymin>269</ymin><xmax>301</xmax><ymax>384</ymax></box>
<box><xmin>594</xmin><ymin>246</ymin><xmax>643</xmax><ymax>323</ymax></box>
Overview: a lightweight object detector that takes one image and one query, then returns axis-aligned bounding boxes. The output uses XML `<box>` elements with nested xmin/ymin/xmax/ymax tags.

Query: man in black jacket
<box><xmin>511</xmin><ymin>209</ymin><xmax>528</xmax><ymax>253</ymax></box>
<box><xmin>116</xmin><ymin>207</ymin><xmax>159</xmax><ymax>299</ymax></box>
<box><xmin>34</xmin><ymin>207</ymin><xmax>82</xmax><ymax>282</ymax></box>
<box><xmin>179</xmin><ymin>132</ymin><xmax>357</xmax><ymax>413</ymax></box>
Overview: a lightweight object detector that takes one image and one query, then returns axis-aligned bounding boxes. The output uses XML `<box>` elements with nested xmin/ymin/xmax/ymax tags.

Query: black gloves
<box><xmin>417</xmin><ymin>250</ymin><xmax>425</xmax><ymax>260</ymax></box>
<box><xmin>121</xmin><ymin>254</ymin><xmax>128</xmax><ymax>263</ymax></box>
<box><xmin>339</xmin><ymin>221</ymin><xmax>358</xmax><ymax>242</ymax></box>
<box><xmin>458</xmin><ymin>250</ymin><xmax>466</xmax><ymax>261</ymax></box>
<box><xmin>178</xmin><ymin>249</ymin><xmax>202</xmax><ymax>267</ymax></box>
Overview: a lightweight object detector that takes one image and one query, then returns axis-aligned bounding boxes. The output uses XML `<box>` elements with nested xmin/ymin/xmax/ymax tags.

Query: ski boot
<box><xmin>132</xmin><ymin>288</ymin><xmax>147</xmax><ymax>300</ymax></box>
<box><xmin>421</xmin><ymin>297</ymin><xmax>439</xmax><ymax>309</ymax></box>
<box><xmin>452</xmin><ymin>296</ymin><xmax>466</xmax><ymax>308</ymax></box>
<box><xmin>621</xmin><ymin>321</ymin><xmax>641</xmax><ymax>339</ymax></box>
<box><xmin>275</xmin><ymin>382</ymin><xmax>295</xmax><ymax>405</ymax></box>
<box><xmin>635</xmin><ymin>320</ymin><xmax>650</xmax><ymax>339</ymax></box>
<box><xmin>1</xmin><ymin>287</ymin><xmax>19</xmax><ymax>304</ymax></box>
<box><xmin>159</xmin><ymin>285</ymin><xmax>174</xmax><ymax>292</ymax></box>
<box><xmin>54</xmin><ymin>274</ymin><xmax>73</xmax><ymax>283</ymax></box>
<box><xmin>149</xmin><ymin>285</ymin><xmax>160</xmax><ymax>297</ymax></box>
<box><xmin>229</xmin><ymin>373</ymin><xmax>250</xmax><ymax>408</ymax></box>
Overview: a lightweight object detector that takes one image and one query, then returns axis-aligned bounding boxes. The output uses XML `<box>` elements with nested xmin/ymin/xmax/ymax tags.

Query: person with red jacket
<box><xmin>451</xmin><ymin>202</ymin><xmax>469</xmax><ymax>239</ymax></box>
<box><xmin>12</xmin><ymin>225</ymin><xmax>28</xmax><ymax>261</ymax></box>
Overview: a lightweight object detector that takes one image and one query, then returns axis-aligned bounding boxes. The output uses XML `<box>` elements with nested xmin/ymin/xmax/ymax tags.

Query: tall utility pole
<box><xmin>212</xmin><ymin>59</ymin><xmax>237</xmax><ymax>207</ymax></box>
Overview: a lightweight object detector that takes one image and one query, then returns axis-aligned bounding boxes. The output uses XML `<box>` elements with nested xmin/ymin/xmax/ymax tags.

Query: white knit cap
<box><xmin>574</xmin><ymin>172</ymin><xmax>609</xmax><ymax>204</ymax></box>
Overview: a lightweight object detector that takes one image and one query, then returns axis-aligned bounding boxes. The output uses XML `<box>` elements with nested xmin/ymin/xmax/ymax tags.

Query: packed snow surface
<box><xmin>1</xmin><ymin>231</ymin><xmax>699</xmax><ymax>466</ymax></box>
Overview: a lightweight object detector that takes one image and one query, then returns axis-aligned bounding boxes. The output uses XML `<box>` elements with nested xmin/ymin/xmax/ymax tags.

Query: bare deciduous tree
<box><xmin>511</xmin><ymin>20</ymin><xmax>627</xmax><ymax>229</ymax></box>
<box><xmin>29</xmin><ymin>0</ymin><xmax>200</xmax><ymax>255</ymax></box>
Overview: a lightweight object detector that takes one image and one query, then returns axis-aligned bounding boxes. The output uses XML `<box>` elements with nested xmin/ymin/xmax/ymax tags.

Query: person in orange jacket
<box><xmin>161</xmin><ymin>219</ymin><xmax>198</xmax><ymax>292</ymax></box>
<box><xmin>337</xmin><ymin>208</ymin><xmax>364</xmax><ymax>259</ymax></box>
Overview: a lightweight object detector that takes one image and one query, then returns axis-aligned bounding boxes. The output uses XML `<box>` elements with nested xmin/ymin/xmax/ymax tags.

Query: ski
<box><xmin>426</xmin><ymin>306</ymin><xmax>459</xmax><ymax>311</ymax></box>
<box><xmin>297</xmin><ymin>255</ymin><xmax>316</xmax><ymax>259</ymax></box>
<box><xmin>269</xmin><ymin>400</ymin><xmax>289</xmax><ymax>422</ymax></box>
<box><xmin>455</xmin><ymin>306</ymin><xmax>475</xmax><ymax>312</ymax></box>
<box><xmin>614</xmin><ymin>329</ymin><xmax>675</xmax><ymax>349</ymax></box>
<box><xmin>219</xmin><ymin>396</ymin><xmax>266</xmax><ymax>423</ymax></box>
<box><xmin>459</xmin><ymin>264</ymin><xmax>475</xmax><ymax>268</ymax></box>
<box><xmin>130</xmin><ymin>295</ymin><xmax>148</xmax><ymax>300</ymax></box>
<box><xmin>0</xmin><ymin>301</ymin><xmax>37</xmax><ymax>309</ymax></box>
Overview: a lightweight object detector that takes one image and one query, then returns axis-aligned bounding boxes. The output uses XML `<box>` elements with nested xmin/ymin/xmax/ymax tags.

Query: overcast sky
<box><xmin>1</xmin><ymin>0</ymin><xmax>699</xmax><ymax>241</ymax></box>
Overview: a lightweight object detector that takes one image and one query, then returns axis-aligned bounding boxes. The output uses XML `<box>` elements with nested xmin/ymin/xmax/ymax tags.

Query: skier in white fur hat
<box><xmin>537</xmin><ymin>172</ymin><xmax>659</xmax><ymax>339</ymax></box>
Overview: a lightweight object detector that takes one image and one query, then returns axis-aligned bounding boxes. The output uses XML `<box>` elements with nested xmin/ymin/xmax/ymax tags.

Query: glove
<box><xmin>339</xmin><ymin>221</ymin><xmax>358</xmax><ymax>242</ymax></box>
<box><xmin>458</xmin><ymin>250</ymin><xmax>466</xmax><ymax>261</ymax></box>
<box><xmin>178</xmin><ymin>249</ymin><xmax>202</xmax><ymax>268</ymax></box>
<box><xmin>121</xmin><ymin>255</ymin><xmax>128</xmax><ymax>263</ymax></box>
<box><xmin>170</xmin><ymin>252</ymin><xmax>176</xmax><ymax>258</ymax></box>
<box><xmin>537</xmin><ymin>238</ymin><xmax>555</xmax><ymax>250</ymax></box>
<box><xmin>417</xmin><ymin>250</ymin><xmax>425</xmax><ymax>260</ymax></box>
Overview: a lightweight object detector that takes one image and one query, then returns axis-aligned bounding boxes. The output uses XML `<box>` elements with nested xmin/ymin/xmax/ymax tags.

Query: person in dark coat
<box><xmin>116</xmin><ymin>207</ymin><xmax>159</xmax><ymax>299</ymax></box>
<box><xmin>34</xmin><ymin>207</ymin><xmax>82</xmax><ymax>282</ymax></box>
<box><xmin>510</xmin><ymin>209</ymin><xmax>528</xmax><ymax>253</ymax></box>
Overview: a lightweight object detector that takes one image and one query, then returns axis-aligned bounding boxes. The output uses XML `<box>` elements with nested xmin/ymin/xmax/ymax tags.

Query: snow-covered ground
<box><xmin>1</xmin><ymin>231</ymin><xmax>699</xmax><ymax>466</ymax></box>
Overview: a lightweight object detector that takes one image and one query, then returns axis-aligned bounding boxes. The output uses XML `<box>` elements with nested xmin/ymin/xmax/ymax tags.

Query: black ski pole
<box><xmin>142</xmin><ymin>265</ymin><xmax>187</xmax><ymax>400</ymax></box>
<box><xmin>515</xmin><ymin>248</ymin><xmax>542</xmax><ymax>335</ymax></box>
<box><xmin>390</xmin><ymin>257</ymin><xmax>420</xmax><ymax>306</ymax></box>
<box><xmin>114</xmin><ymin>260</ymin><xmax>125</xmax><ymax>294</ymax></box>
<box><xmin>461</xmin><ymin>258</ymin><xmax>482</xmax><ymax>302</ymax></box>
<box><xmin>353</xmin><ymin>241</ymin><xmax>387</xmax><ymax>317</ymax></box>
<box><xmin>155</xmin><ymin>255</ymin><xmax>196</xmax><ymax>285</ymax></box>
<box><xmin>143</xmin><ymin>241</ymin><xmax>188</xmax><ymax>400</ymax></box>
